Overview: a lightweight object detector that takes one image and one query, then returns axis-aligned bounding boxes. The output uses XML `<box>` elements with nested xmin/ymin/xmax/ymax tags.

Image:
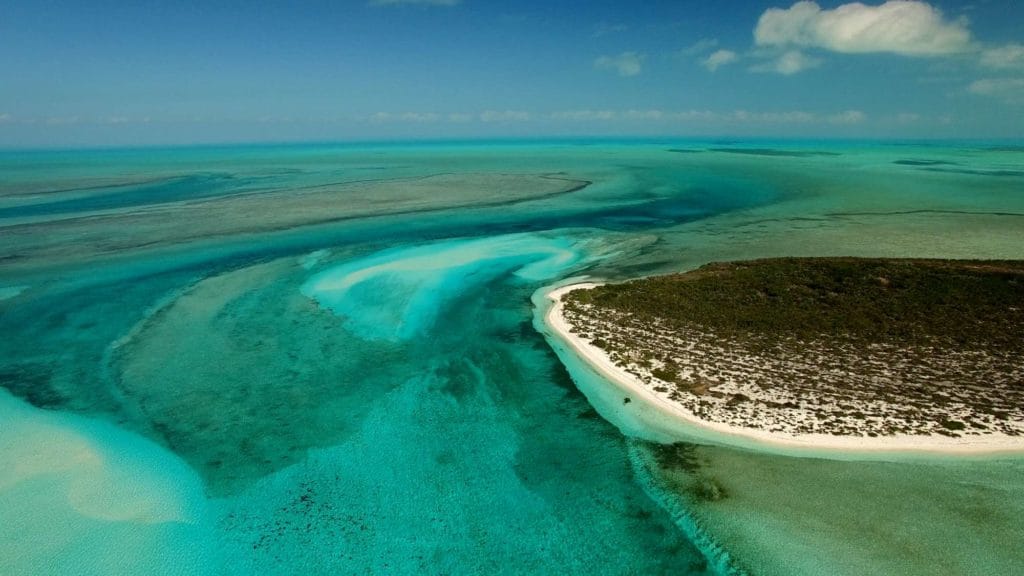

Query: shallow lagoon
<box><xmin>1</xmin><ymin>141</ymin><xmax>1022</xmax><ymax>575</ymax></box>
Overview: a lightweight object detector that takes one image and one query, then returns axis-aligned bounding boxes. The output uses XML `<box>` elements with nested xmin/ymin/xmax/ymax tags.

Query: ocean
<box><xmin>1</xmin><ymin>140</ymin><xmax>1022</xmax><ymax>575</ymax></box>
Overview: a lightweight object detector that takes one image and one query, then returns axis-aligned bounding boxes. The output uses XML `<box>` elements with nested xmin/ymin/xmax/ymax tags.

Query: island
<box><xmin>546</xmin><ymin>258</ymin><xmax>1024</xmax><ymax>453</ymax></box>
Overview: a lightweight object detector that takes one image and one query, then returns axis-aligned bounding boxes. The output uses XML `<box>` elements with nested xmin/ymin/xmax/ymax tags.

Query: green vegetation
<box><xmin>569</xmin><ymin>258</ymin><xmax>1024</xmax><ymax>349</ymax></box>
<box><xmin>561</xmin><ymin>258</ymin><xmax>1024</xmax><ymax>438</ymax></box>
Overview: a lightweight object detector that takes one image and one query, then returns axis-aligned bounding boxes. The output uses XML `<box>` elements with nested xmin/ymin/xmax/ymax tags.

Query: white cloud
<box><xmin>594</xmin><ymin>52</ymin><xmax>645</xmax><ymax>77</ymax></box>
<box><xmin>969</xmin><ymin>78</ymin><xmax>1024</xmax><ymax>95</ymax></box>
<box><xmin>828</xmin><ymin>110</ymin><xmax>867</xmax><ymax>124</ymax></box>
<box><xmin>752</xmin><ymin>50</ymin><xmax>821</xmax><ymax>75</ymax></box>
<box><xmin>703</xmin><ymin>49</ymin><xmax>739</xmax><ymax>71</ymax></box>
<box><xmin>358</xmin><ymin>107</ymin><xmax>872</xmax><ymax>129</ymax></box>
<box><xmin>478</xmin><ymin>110</ymin><xmax>530</xmax><ymax>122</ymax></box>
<box><xmin>368</xmin><ymin>110</ymin><xmax>531</xmax><ymax>123</ymax></box>
<box><xmin>669</xmin><ymin>110</ymin><xmax>719</xmax><ymax>122</ymax></box>
<box><xmin>755</xmin><ymin>1</ymin><xmax>972</xmax><ymax>56</ymax></box>
<box><xmin>400</xmin><ymin>112</ymin><xmax>440</xmax><ymax>123</ymax></box>
<box><xmin>549</xmin><ymin>110</ymin><xmax>617</xmax><ymax>122</ymax></box>
<box><xmin>896</xmin><ymin>112</ymin><xmax>921</xmax><ymax>123</ymax></box>
<box><xmin>44</xmin><ymin>116</ymin><xmax>81</xmax><ymax>126</ymax></box>
<box><xmin>369</xmin><ymin>111</ymin><xmax>441</xmax><ymax>123</ymax></box>
<box><xmin>968</xmin><ymin>78</ymin><xmax>1024</xmax><ymax>103</ymax></box>
<box><xmin>730</xmin><ymin>110</ymin><xmax>817</xmax><ymax>123</ymax></box>
<box><xmin>678</xmin><ymin>38</ymin><xmax>719</xmax><ymax>57</ymax></box>
<box><xmin>980</xmin><ymin>43</ymin><xmax>1024</xmax><ymax>69</ymax></box>
<box><xmin>722</xmin><ymin>109</ymin><xmax>866</xmax><ymax>124</ymax></box>
<box><xmin>623</xmin><ymin>109</ymin><xmax>664</xmax><ymax>121</ymax></box>
<box><xmin>370</xmin><ymin>0</ymin><xmax>460</xmax><ymax>6</ymax></box>
<box><xmin>545</xmin><ymin>108</ymin><xmax>865</xmax><ymax>125</ymax></box>
<box><xmin>10</xmin><ymin>114</ymin><xmax>155</xmax><ymax>126</ymax></box>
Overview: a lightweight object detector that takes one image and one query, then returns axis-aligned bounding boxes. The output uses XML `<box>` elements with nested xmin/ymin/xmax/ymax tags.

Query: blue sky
<box><xmin>1</xmin><ymin>0</ymin><xmax>1023</xmax><ymax>147</ymax></box>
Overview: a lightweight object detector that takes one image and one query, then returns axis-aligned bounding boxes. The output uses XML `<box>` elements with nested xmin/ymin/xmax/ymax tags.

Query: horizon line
<box><xmin>3</xmin><ymin>134</ymin><xmax>1023</xmax><ymax>154</ymax></box>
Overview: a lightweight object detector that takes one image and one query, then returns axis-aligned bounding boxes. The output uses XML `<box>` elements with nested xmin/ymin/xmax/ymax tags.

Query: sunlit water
<box><xmin>1</xmin><ymin>141</ymin><xmax>1022</xmax><ymax>575</ymax></box>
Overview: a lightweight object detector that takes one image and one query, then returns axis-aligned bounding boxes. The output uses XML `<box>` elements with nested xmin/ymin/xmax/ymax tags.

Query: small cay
<box><xmin>552</xmin><ymin>258</ymin><xmax>1024</xmax><ymax>451</ymax></box>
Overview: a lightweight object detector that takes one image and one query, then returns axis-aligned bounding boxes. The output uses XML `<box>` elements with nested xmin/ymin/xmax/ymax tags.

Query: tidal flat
<box><xmin>1</xmin><ymin>141</ymin><xmax>1023</xmax><ymax>575</ymax></box>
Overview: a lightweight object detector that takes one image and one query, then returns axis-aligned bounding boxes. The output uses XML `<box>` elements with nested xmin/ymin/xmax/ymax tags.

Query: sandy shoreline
<box><xmin>544</xmin><ymin>283</ymin><xmax>1024</xmax><ymax>456</ymax></box>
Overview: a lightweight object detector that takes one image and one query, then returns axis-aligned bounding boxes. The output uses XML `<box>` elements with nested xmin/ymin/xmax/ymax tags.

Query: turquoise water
<box><xmin>1</xmin><ymin>141</ymin><xmax>1022</xmax><ymax>574</ymax></box>
<box><xmin>301</xmin><ymin>234</ymin><xmax>585</xmax><ymax>341</ymax></box>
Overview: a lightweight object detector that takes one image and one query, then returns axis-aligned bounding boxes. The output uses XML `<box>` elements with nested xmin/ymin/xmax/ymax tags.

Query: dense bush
<box><xmin>569</xmin><ymin>258</ymin><xmax>1024</xmax><ymax>350</ymax></box>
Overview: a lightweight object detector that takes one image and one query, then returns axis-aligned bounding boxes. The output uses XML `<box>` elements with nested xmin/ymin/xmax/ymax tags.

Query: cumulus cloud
<box><xmin>550</xmin><ymin>109</ymin><xmax>687</xmax><ymax>122</ymax></box>
<box><xmin>550</xmin><ymin>110</ymin><xmax>617</xmax><ymax>122</ymax></box>
<box><xmin>755</xmin><ymin>1</ymin><xmax>972</xmax><ymax>56</ymax></box>
<box><xmin>969</xmin><ymin>78</ymin><xmax>1024</xmax><ymax>103</ymax></box>
<box><xmin>0</xmin><ymin>113</ymin><xmax>11</xmax><ymax>124</ymax></box>
<box><xmin>594</xmin><ymin>52</ymin><xmax>645</xmax><ymax>77</ymax></box>
<box><xmin>478</xmin><ymin>110</ymin><xmax>531</xmax><ymax>122</ymax></box>
<box><xmin>548</xmin><ymin>109</ymin><xmax>666</xmax><ymax>122</ymax></box>
<box><xmin>671</xmin><ymin>110</ymin><xmax>719</xmax><ymax>122</ymax></box>
<box><xmin>980</xmin><ymin>43</ymin><xmax>1024</xmax><ymax>69</ymax></box>
<box><xmin>548</xmin><ymin>108</ymin><xmax>868</xmax><ymax>125</ymax></box>
<box><xmin>361</xmin><ymin>107</ymin><xmax>872</xmax><ymax>129</ymax></box>
<box><xmin>368</xmin><ymin>110</ymin><xmax>531</xmax><ymax>123</ymax></box>
<box><xmin>969</xmin><ymin>78</ymin><xmax>1024</xmax><ymax>95</ymax></box>
<box><xmin>752</xmin><ymin>50</ymin><xmax>821</xmax><ymax>75</ymax></box>
<box><xmin>678</xmin><ymin>38</ymin><xmax>719</xmax><ymax>57</ymax></box>
<box><xmin>369</xmin><ymin>111</ymin><xmax>441</xmax><ymax>123</ymax></box>
<box><xmin>44</xmin><ymin>116</ymin><xmax>81</xmax><ymax>126</ymax></box>
<box><xmin>730</xmin><ymin>110</ymin><xmax>817</xmax><ymax>123</ymax></box>
<box><xmin>726</xmin><ymin>109</ymin><xmax>867</xmax><ymax>124</ymax></box>
<box><xmin>703</xmin><ymin>49</ymin><xmax>739</xmax><ymax>71</ymax></box>
<box><xmin>623</xmin><ymin>109</ymin><xmax>665</xmax><ymax>121</ymax></box>
<box><xmin>370</xmin><ymin>0</ymin><xmax>460</xmax><ymax>6</ymax></box>
<box><xmin>828</xmin><ymin>110</ymin><xmax>867</xmax><ymax>124</ymax></box>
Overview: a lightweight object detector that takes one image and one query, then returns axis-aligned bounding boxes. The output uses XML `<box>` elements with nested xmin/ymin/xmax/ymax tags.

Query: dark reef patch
<box><xmin>828</xmin><ymin>209</ymin><xmax>1024</xmax><ymax>219</ymax></box>
<box><xmin>922</xmin><ymin>167</ymin><xmax>1024</xmax><ymax>178</ymax></box>
<box><xmin>893</xmin><ymin>159</ymin><xmax>960</xmax><ymax>167</ymax></box>
<box><xmin>650</xmin><ymin>442</ymin><xmax>703</xmax><ymax>474</ymax></box>
<box><xmin>0</xmin><ymin>364</ymin><xmax>65</xmax><ymax>408</ymax></box>
<box><xmin>0</xmin><ymin>173</ymin><xmax>246</xmax><ymax>219</ymax></box>
<box><xmin>708</xmin><ymin>148</ymin><xmax>841</xmax><ymax>158</ymax></box>
<box><xmin>981</xmin><ymin>145</ymin><xmax>1024</xmax><ymax>153</ymax></box>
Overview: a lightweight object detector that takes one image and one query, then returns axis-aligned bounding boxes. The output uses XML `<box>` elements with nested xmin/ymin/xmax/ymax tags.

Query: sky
<box><xmin>1</xmin><ymin>0</ymin><xmax>1023</xmax><ymax>147</ymax></box>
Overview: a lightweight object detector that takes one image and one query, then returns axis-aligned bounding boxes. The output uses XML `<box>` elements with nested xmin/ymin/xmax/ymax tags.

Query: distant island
<box><xmin>546</xmin><ymin>258</ymin><xmax>1024</xmax><ymax>453</ymax></box>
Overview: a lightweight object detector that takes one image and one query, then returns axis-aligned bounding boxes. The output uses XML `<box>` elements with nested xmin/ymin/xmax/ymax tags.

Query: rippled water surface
<box><xmin>2</xmin><ymin>141</ymin><xmax>1022</xmax><ymax>575</ymax></box>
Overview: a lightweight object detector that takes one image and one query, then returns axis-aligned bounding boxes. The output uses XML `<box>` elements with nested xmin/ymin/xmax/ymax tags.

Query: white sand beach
<box><xmin>544</xmin><ymin>283</ymin><xmax>1024</xmax><ymax>455</ymax></box>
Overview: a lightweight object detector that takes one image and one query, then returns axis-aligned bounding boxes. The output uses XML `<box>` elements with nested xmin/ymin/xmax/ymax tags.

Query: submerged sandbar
<box><xmin>546</xmin><ymin>258</ymin><xmax>1024</xmax><ymax>453</ymax></box>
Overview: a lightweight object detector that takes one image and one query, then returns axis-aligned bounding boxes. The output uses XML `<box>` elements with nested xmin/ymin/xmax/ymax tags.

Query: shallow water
<box><xmin>633</xmin><ymin>442</ymin><xmax>1024</xmax><ymax>576</ymax></box>
<box><xmin>1</xmin><ymin>141</ymin><xmax>1022</xmax><ymax>575</ymax></box>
